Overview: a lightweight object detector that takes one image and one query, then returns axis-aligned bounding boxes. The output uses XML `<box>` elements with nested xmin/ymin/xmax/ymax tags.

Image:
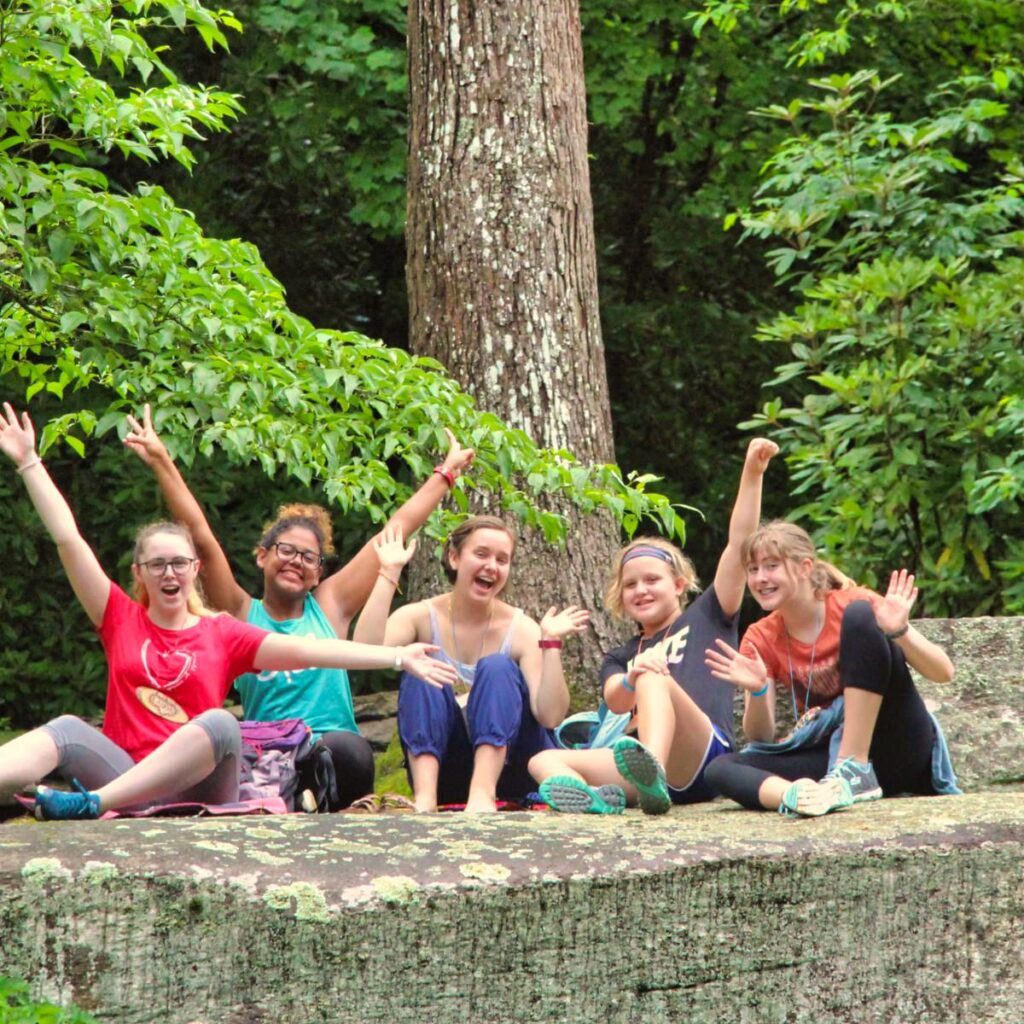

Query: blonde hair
<box><xmin>132</xmin><ymin>521</ymin><xmax>212</xmax><ymax>617</ymax></box>
<box><xmin>442</xmin><ymin>516</ymin><xmax>517</xmax><ymax>583</ymax></box>
<box><xmin>741</xmin><ymin>520</ymin><xmax>855</xmax><ymax>599</ymax></box>
<box><xmin>256</xmin><ymin>503</ymin><xmax>335</xmax><ymax>558</ymax></box>
<box><xmin>604</xmin><ymin>536</ymin><xmax>699</xmax><ymax>620</ymax></box>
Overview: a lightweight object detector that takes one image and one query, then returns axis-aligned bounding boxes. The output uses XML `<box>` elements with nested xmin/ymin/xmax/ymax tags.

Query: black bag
<box><xmin>294</xmin><ymin>738</ymin><xmax>339</xmax><ymax>812</ymax></box>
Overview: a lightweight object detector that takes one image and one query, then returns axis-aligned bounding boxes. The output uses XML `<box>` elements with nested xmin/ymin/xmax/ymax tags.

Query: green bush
<box><xmin>0</xmin><ymin>975</ymin><xmax>98</xmax><ymax>1024</ymax></box>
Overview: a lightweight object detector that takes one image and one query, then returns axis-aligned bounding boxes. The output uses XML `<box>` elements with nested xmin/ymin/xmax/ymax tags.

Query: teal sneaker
<box><xmin>612</xmin><ymin>737</ymin><xmax>671</xmax><ymax>815</ymax></box>
<box><xmin>825</xmin><ymin>757</ymin><xmax>882</xmax><ymax>804</ymax></box>
<box><xmin>595</xmin><ymin>784</ymin><xmax>627</xmax><ymax>812</ymax></box>
<box><xmin>34</xmin><ymin>780</ymin><xmax>101</xmax><ymax>821</ymax></box>
<box><xmin>779</xmin><ymin>776</ymin><xmax>847</xmax><ymax>817</ymax></box>
<box><xmin>539</xmin><ymin>776</ymin><xmax>625</xmax><ymax>815</ymax></box>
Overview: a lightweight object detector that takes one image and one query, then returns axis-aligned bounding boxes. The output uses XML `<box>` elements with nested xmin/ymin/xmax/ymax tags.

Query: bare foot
<box><xmin>464</xmin><ymin>793</ymin><xmax>497</xmax><ymax>813</ymax></box>
<box><xmin>413</xmin><ymin>798</ymin><xmax>438</xmax><ymax>813</ymax></box>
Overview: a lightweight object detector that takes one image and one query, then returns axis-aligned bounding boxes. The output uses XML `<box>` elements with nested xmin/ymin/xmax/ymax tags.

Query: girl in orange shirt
<box><xmin>704</xmin><ymin>521</ymin><xmax>954</xmax><ymax>816</ymax></box>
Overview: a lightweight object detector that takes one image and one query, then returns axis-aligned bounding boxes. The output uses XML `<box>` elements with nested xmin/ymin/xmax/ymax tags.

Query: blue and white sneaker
<box><xmin>825</xmin><ymin>757</ymin><xmax>882</xmax><ymax>804</ymax></box>
<box><xmin>34</xmin><ymin>780</ymin><xmax>101</xmax><ymax>821</ymax></box>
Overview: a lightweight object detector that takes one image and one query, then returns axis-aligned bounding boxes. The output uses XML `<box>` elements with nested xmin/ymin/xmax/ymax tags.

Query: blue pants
<box><xmin>397</xmin><ymin>654</ymin><xmax>555</xmax><ymax>804</ymax></box>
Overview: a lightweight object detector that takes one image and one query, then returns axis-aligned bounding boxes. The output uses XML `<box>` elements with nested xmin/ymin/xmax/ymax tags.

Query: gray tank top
<box><xmin>427</xmin><ymin>600</ymin><xmax>520</xmax><ymax>688</ymax></box>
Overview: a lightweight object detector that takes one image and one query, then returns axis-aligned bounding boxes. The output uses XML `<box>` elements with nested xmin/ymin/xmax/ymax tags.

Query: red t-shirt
<box><xmin>740</xmin><ymin>586</ymin><xmax>878</xmax><ymax>711</ymax></box>
<box><xmin>98</xmin><ymin>584</ymin><xmax>268</xmax><ymax>762</ymax></box>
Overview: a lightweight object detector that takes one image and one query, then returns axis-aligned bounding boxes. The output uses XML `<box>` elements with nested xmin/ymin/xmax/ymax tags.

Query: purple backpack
<box><xmin>238</xmin><ymin>719</ymin><xmax>328</xmax><ymax>810</ymax></box>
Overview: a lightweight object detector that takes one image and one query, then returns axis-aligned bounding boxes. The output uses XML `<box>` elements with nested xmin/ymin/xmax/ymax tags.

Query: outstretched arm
<box><xmin>0</xmin><ymin>404</ymin><xmax>110</xmax><ymax>625</ymax></box>
<box><xmin>873</xmin><ymin>570</ymin><xmax>954</xmax><ymax>683</ymax></box>
<box><xmin>316</xmin><ymin>429</ymin><xmax>475</xmax><ymax>636</ymax></box>
<box><xmin>713</xmin><ymin>438</ymin><xmax>779</xmax><ymax>618</ymax></box>
<box><xmin>254</xmin><ymin>633</ymin><xmax>458</xmax><ymax>688</ymax></box>
<box><xmin>124</xmin><ymin>405</ymin><xmax>249</xmax><ymax>619</ymax></box>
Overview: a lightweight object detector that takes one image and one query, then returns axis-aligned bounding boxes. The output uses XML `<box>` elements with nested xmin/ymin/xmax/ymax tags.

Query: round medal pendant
<box><xmin>135</xmin><ymin>686</ymin><xmax>189</xmax><ymax>723</ymax></box>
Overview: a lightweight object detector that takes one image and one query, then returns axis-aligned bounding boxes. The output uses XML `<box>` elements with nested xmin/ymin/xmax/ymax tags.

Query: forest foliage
<box><xmin>0</xmin><ymin>0</ymin><xmax>675</xmax><ymax>723</ymax></box>
<box><xmin>2</xmin><ymin>0</ymin><xmax>1023</xmax><ymax>723</ymax></box>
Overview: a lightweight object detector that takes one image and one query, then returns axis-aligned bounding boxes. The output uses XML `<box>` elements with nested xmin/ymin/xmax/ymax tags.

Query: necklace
<box><xmin>448</xmin><ymin>594</ymin><xmax>493</xmax><ymax>691</ymax></box>
<box><xmin>783</xmin><ymin>603</ymin><xmax>823</xmax><ymax>721</ymax></box>
<box><xmin>634</xmin><ymin>613</ymin><xmax>680</xmax><ymax>661</ymax></box>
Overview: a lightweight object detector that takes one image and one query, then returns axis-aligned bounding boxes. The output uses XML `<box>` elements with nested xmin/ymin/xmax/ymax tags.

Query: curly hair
<box><xmin>256</xmin><ymin>503</ymin><xmax>335</xmax><ymax>558</ymax></box>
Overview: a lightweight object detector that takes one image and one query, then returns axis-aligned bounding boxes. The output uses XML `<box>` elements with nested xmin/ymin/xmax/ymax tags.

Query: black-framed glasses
<box><xmin>136</xmin><ymin>556</ymin><xmax>197</xmax><ymax>577</ymax></box>
<box><xmin>271</xmin><ymin>541</ymin><xmax>323</xmax><ymax>568</ymax></box>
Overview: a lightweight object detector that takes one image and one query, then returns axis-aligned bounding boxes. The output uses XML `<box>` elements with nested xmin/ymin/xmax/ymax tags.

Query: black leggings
<box><xmin>320</xmin><ymin>730</ymin><xmax>376</xmax><ymax>809</ymax></box>
<box><xmin>705</xmin><ymin>601</ymin><xmax>936</xmax><ymax>809</ymax></box>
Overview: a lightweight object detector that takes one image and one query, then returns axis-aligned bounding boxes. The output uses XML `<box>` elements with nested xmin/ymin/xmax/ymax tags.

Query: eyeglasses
<box><xmin>271</xmin><ymin>542</ymin><xmax>323</xmax><ymax>568</ymax></box>
<box><xmin>136</xmin><ymin>556</ymin><xmax>197</xmax><ymax>577</ymax></box>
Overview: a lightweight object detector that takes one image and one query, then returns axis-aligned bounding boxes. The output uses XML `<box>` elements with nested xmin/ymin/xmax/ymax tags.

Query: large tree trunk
<box><xmin>406</xmin><ymin>0</ymin><xmax>620</xmax><ymax>690</ymax></box>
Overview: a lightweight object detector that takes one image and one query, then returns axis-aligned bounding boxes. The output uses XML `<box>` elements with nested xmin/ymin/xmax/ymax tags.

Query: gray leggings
<box><xmin>40</xmin><ymin>709</ymin><xmax>241</xmax><ymax>806</ymax></box>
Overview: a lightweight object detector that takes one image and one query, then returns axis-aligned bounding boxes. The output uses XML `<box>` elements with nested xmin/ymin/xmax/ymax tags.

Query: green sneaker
<box><xmin>539</xmin><ymin>776</ymin><xmax>625</xmax><ymax>815</ymax></box>
<box><xmin>613</xmin><ymin>737</ymin><xmax>671</xmax><ymax>815</ymax></box>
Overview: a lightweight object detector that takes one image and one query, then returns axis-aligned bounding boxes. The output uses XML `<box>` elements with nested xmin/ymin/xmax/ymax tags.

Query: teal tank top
<box><xmin>235</xmin><ymin>595</ymin><xmax>359</xmax><ymax>737</ymax></box>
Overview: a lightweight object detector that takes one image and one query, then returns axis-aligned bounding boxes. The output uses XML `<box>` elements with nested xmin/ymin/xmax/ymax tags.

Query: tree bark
<box><xmin>406</xmin><ymin>0</ymin><xmax>621</xmax><ymax>691</ymax></box>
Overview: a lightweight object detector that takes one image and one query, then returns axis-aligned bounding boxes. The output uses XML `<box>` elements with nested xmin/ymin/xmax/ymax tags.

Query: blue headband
<box><xmin>621</xmin><ymin>545</ymin><xmax>675</xmax><ymax>567</ymax></box>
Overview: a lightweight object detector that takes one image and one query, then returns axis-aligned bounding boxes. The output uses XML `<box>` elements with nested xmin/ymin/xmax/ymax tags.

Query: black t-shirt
<box><xmin>600</xmin><ymin>587</ymin><xmax>738</xmax><ymax>745</ymax></box>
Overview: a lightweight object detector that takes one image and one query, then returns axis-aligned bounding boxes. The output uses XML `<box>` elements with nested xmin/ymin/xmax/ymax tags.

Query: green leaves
<box><xmin>0</xmin><ymin>0</ymin><xmax>678</xmax><ymax>552</ymax></box>
<box><xmin>0</xmin><ymin>974</ymin><xmax>100</xmax><ymax>1023</ymax></box>
<box><xmin>739</xmin><ymin>56</ymin><xmax>1024</xmax><ymax>613</ymax></box>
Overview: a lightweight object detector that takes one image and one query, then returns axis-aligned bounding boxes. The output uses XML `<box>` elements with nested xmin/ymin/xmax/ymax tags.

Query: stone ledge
<box><xmin>2</xmin><ymin>792</ymin><xmax>1022</xmax><ymax>1023</ymax></box>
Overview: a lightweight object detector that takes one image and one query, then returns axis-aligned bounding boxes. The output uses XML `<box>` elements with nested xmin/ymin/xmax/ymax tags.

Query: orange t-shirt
<box><xmin>740</xmin><ymin>586</ymin><xmax>878</xmax><ymax>711</ymax></box>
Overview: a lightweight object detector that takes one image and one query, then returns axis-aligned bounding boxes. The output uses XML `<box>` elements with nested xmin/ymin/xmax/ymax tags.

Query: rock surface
<box><xmin>0</xmin><ymin>615</ymin><xmax>1021</xmax><ymax>1022</ymax></box>
<box><xmin>2</xmin><ymin>793</ymin><xmax>1022</xmax><ymax>1023</ymax></box>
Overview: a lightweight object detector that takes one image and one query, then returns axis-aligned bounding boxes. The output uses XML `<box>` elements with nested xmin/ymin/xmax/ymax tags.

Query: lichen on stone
<box><xmin>386</xmin><ymin>843</ymin><xmax>429</xmax><ymax>860</ymax></box>
<box><xmin>323</xmin><ymin>839</ymin><xmax>386</xmax><ymax>856</ymax></box>
<box><xmin>193</xmin><ymin>840</ymin><xmax>238</xmax><ymax>855</ymax></box>
<box><xmin>243</xmin><ymin>827</ymin><xmax>281</xmax><ymax>840</ymax></box>
<box><xmin>263</xmin><ymin>881</ymin><xmax>331</xmax><ymax>922</ymax></box>
<box><xmin>248</xmin><ymin>849</ymin><xmax>292</xmax><ymax>867</ymax></box>
<box><xmin>21</xmin><ymin>857</ymin><xmax>71</xmax><ymax>880</ymax></box>
<box><xmin>371</xmin><ymin>874</ymin><xmax>422</xmax><ymax>905</ymax></box>
<box><xmin>81</xmin><ymin>861</ymin><xmax>119</xmax><ymax>883</ymax></box>
<box><xmin>459</xmin><ymin>861</ymin><xmax>511</xmax><ymax>883</ymax></box>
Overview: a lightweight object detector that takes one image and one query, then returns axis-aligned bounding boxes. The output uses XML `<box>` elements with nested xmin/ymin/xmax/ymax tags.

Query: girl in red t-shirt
<box><xmin>703</xmin><ymin>520</ymin><xmax>954</xmax><ymax>816</ymax></box>
<box><xmin>0</xmin><ymin>404</ymin><xmax>456</xmax><ymax>820</ymax></box>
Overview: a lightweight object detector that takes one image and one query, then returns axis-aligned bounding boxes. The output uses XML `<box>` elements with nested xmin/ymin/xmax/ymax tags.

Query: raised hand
<box><xmin>0</xmin><ymin>403</ymin><xmax>37</xmax><ymax>467</ymax></box>
<box><xmin>123</xmin><ymin>404</ymin><xmax>170</xmax><ymax>466</ymax></box>
<box><xmin>874</xmin><ymin>569</ymin><xmax>918</xmax><ymax>637</ymax></box>
<box><xmin>400</xmin><ymin>643</ymin><xmax>459</xmax><ymax>688</ymax></box>
<box><xmin>539</xmin><ymin>605</ymin><xmax>591</xmax><ymax>642</ymax></box>
<box><xmin>440</xmin><ymin>427</ymin><xmax>475</xmax><ymax>479</ymax></box>
<box><xmin>704</xmin><ymin>638</ymin><xmax>769</xmax><ymax>693</ymax></box>
<box><xmin>745</xmin><ymin>437</ymin><xmax>780</xmax><ymax>475</ymax></box>
<box><xmin>373</xmin><ymin>524</ymin><xmax>417</xmax><ymax>575</ymax></box>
